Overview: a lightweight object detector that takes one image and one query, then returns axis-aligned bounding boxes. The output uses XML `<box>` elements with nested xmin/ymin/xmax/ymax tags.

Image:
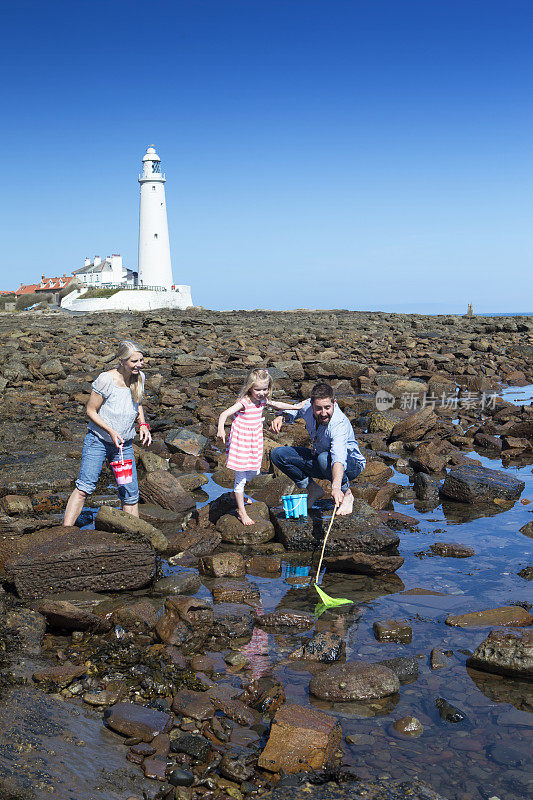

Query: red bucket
<box><xmin>110</xmin><ymin>447</ymin><xmax>133</xmax><ymax>485</ymax></box>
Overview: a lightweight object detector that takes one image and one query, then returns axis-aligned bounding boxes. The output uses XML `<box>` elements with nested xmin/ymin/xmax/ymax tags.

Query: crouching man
<box><xmin>270</xmin><ymin>381</ymin><xmax>366</xmax><ymax>515</ymax></box>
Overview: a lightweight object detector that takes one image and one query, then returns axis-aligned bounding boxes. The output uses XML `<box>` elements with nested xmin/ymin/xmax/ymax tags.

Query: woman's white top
<box><xmin>88</xmin><ymin>371</ymin><xmax>144</xmax><ymax>443</ymax></box>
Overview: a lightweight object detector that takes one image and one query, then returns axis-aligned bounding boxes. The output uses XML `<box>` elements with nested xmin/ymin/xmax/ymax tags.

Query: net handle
<box><xmin>314</xmin><ymin>503</ymin><xmax>338</xmax><ymax>585</ymax></box>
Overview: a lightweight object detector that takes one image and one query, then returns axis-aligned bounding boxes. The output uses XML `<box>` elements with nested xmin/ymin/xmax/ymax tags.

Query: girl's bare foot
<box><xmin>245</xmin><ymin>497</ymin><xmax>252</xmax><ymax>505</ymax></box>
<box><xmin>337</xmin><ymin>489</ymin><xmax>354</xmax><ymax>516</ymax></box>
<box><xmin>238</xmin><ymin>511</ymin><xmax>255</xmax><ymax>525</ymax></box>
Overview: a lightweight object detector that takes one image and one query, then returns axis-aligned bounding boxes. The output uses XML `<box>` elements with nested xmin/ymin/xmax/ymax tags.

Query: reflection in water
<box><xmin>242</xmin><ymin>626</ymin><xmax>271</xmax><ymax>680</ymax></box>
<box><xmin>310</xmin><ymin>692</ymin><xmax>401</xmax><ymax>718</ymax></box>
<box><xmin>441</xmin><ymin>498</ymin><xmax>512</xmax><ymax>523</ymax></box>
<box><xmin>467</xmin><ymin>666</ymin><xmax>533</xmax><ymax>713</ymax></box>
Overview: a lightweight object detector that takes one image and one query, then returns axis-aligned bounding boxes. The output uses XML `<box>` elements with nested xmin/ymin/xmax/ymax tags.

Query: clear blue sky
<box><xmin>2</xmin><ymin>0</ymin><xmax>532</xmax><ymax>312</ymax></box>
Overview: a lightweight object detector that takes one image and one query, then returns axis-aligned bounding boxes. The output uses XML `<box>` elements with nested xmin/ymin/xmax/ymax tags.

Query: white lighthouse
<box><xmin>138</xmin><ymin>145</ymin><xmax>173</xmax><ymax>290</ymax></box>
<box><xmin>62</xmin><ymin>145</ymin><xmax>193</xmax><ymax>312</ymax></box>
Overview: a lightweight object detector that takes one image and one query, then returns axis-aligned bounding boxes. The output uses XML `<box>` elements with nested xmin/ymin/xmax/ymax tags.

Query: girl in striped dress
<box><xmin>217</xmin><ymin>367</ymin><xmax>303</xmax><ymax>525</ymax></box>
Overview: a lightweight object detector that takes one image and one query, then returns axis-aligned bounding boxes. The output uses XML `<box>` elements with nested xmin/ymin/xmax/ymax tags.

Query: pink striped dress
<box><xmin>226</xmin><ymin>396</ymin><xmax>265</xmax><ymax>472</ymax></box>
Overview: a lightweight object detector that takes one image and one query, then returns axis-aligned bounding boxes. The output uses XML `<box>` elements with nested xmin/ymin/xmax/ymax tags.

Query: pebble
<box><xmin>168</xmin><ymin>768</ymin><xmax>195</xmax><ymax>787</ymax></box>
<box><xmin>392</xmin><ymin>716</ymin><xmax>424</xmax><ymax>737</ymax></box>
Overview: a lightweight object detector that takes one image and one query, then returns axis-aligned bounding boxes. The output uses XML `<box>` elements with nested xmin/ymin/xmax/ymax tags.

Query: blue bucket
<box><xmin>281</xmin><ymin>493</ymin><xmax>308</xmax><ymax>519</ymax></box>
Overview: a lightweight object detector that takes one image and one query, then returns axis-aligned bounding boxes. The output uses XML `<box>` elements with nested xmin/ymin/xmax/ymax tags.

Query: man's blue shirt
<box><xmin>283</xmin><ymin>399</ymin><xmax>366</xmax><ymax>470</ymax></box>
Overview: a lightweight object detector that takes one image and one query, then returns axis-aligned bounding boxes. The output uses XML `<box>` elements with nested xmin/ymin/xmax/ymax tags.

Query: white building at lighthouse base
<box><xmin>62</xmin><ymin>285</ymin><xmax>193</xmax><ymax>312</ymax></box>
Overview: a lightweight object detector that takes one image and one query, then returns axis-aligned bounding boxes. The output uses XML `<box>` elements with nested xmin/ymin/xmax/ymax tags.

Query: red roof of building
<box><xmin>15</xmin><ymin>276</ymin><xmax>76</xmax><ymax>296</ymax></box>
<box><xmin>15</xmin><ymin>283</ymin><xmax>39</xmax><ymax>296</ymax></box>
<box><xmin>36</xmin><ymin>276</ymin><xmax>75</xmax><ymax>292</ymax></box>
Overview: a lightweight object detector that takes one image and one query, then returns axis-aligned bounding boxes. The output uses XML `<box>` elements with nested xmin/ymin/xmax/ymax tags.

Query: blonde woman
<box><xmin>217</xmin><ymin>367</ymin><xmax>302</xmax><ymax>525</ymax></box>
<box><xmin>64</xmin><ymin>340</ymin><xmax>152</xmax><ymax>525</ymax></box>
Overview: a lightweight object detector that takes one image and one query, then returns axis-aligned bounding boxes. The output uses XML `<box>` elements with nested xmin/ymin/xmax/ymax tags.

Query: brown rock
<box><xmin>211</xmin><ymin>578</ymin><xmax>260</xmax><ymax>606</ymax></box>
<box><xmin>169</xmin><ymin>527</ymin><xmax>222</xmax><ymax>557</ymax></box>
<box><xmin>109</xmin><ymin>599</ymin><xmax>160</xmax><ymax>632</ymax></box>
<box><xmin>369</xmin><ymin>482</ymin><xmax>398</xmax><ymax>510</ymax></box>
<box><xmin>446</xmin><ymin>606</ymin><xmax>533</xmax><ymax>628</ymax></box>
<box><xmin>392</xmin><ymin>716</ymin><xmax>423</xmax><ymax>737</ymax></box>
<box><xmin>238</xmin><ymin>676</ymin><xmax>286</xmax><ymax>717</ymax></box>
<box><xmin>253</xmin><ymin>609</ymin><xmax>315</xmax><ymax>630</ymax></box>
<box><xmin>172</xmin><ymin>689</ymin><xmax>214</xmax><ymax>720</ymax></box>
<box><xmin>389</xmin><ymin>406</ymin><xmax>437</xmax><ymax>443</ymax></box>
<box><xmin>209</xmin><ymin>695</ymin><xmax>260</xmax><ymax>727</ymax></box>
<box><xmin>171</xmin><ymin>472</ymin><xmax>209</xmax><ymax>491</ymax></box>
<box><xmin>258</xmin><ymin>703</ymin><xmax>341</xmax><ymax>773</ymax></box>
<box><xmin>33</xmin><ymin>662</ymin><xmax>86</xmax><ymax>689</ymax></box>
<box><xmin>199</xmin><ymin>552</ymin><xmax>246</xmax><ymax>578</ymax></box>
<box><xmin>289</xmin><ymin>631</ymin><xmax>345</xmax><ymax>662</ymax></box>
<box><xmin>430</xmin><ymin>648</ymin><xmax>451</xmax><ymax>670</ymax></box>
<box><xmin>5</xmin><ymin>609</ymin><xmax>46</xmax><ymax>656</ymax></box>
<box><xmin>309</xmin><ymin>661</ymin><xmax>400</xmax><ymax>701</ymax></box>
<box><xmin>355</xmin><ymin>461</ymin><xmax>394</xmax><ymax>487</ymax></box>
<box><xmin>0</xmin><ymin>495</ymin><xmax>32</xmax><ymax>515</ymax></box>
<box><xmin>246</xmin><ymin>555</ymin><xmax>282</xmax><ymax>574</ymax></box>
<box><xmin>165</xmin><ymin>427</ymin><xmax>208</xmax><ymax>456</ymax></box>
<box><xmin>216</xmin><ymin>504</ymin><xmax>275</xmax><ymax>545</ymax></box>
<box><xmin>466</xmin><ymin>629</ymin><xmax>533</xmax><ymax>678</ymax></box>
<box><xmin>104</xmin><ymin>702</ymin><xmax>173</xmax><ymax>741</ymax></box>
<box><xmin>156</xmin><ymin>595</ymin><xmax>213</xmax><ymax>644</ymax></box>
<box><xmin>373</xmin><ymin>619</ymin><xmax>412</xmax><ymax>643</ymax></box>
<box><xmin>429</xmin><ymin>543</ymin><xmax>475</xmax><ymax>558</ymax></box>
<box><xmin>143</xmin><ymin>756</ymin><xmax>168</xmax><ymax>781</ymax></box>
<box><xmin>34</xmin><ymin>599</ymin><xmax>112</xmax><ymax>633</ymax></box>
<box><xmin>95</xmin><ymin>505</ymin><xmax>168</xmax><ymax>552</ymax></box>
<box><xmin>140</xmin><ymin>469</ymin><xmax>196</xmax><ymax>513</ymax></box>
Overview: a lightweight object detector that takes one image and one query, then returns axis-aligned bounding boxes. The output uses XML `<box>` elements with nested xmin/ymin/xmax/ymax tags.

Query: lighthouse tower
<box><xmin>138</xmin><ymin>146</ymin><xmax>173</xmax><ymax>290</ymax></box>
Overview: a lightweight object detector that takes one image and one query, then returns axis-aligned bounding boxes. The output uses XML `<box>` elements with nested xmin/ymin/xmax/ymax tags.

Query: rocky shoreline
<box><xmin>0</xmin><ymin>309</ymin><xmax>532</xmax><ymax>800</ymax></box>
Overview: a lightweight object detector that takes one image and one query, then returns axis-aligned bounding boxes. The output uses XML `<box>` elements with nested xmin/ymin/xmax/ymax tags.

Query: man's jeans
<box><xmin>270</xmin><ymin>446</ymin><xmax>363</xmax><ymax>492</ymax></box>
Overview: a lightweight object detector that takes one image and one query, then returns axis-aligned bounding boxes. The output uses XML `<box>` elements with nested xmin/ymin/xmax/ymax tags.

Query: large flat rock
<box><xmin>4</xmin><ymin>526</ymin><xmax>156</xmax><ymax>600</ymax></box>
<box><xmin>441</xmin><ymin>464</ymin><xmax>525</xmax><ymax>503</ymax></box>
<box><xmin>270</xmin><ymin>508</ymin><xmax>400</xmax><ymax>555</ymax></box>
<box><xmin>446</xmin><ymin>606</ymin><xmax>533</xmax><ymax>628</ymax></box>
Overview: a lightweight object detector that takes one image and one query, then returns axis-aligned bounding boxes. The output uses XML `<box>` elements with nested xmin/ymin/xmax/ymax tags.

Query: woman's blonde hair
<box><xmin>117</xmin><ymin>340</ymin><xmax>144</xmax><ymax>404</ymax></box>
<box><xmin>238</xmin><ymin>367</ymin><xmax>273</xmax><ymax>401</ymax></box>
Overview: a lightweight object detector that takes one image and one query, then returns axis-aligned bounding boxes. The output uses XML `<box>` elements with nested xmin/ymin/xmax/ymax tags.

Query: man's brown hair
<box><xmin>310</xmin><ymin>381</ymin><xmax>335</xmax><ymax>403</ymax></box>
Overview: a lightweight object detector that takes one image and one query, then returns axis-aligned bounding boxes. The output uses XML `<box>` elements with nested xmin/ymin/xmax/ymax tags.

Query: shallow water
<box><xmin>56</xmin><ymin>387</ymin><xmax>533</xmax><ymax>799</ymax></box>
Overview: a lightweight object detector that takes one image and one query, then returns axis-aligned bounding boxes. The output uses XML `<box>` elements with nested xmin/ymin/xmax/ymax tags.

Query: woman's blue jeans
<box><xmin>270</xmin><ymin>446</ymin><xmax>363</xmax><ymax>492</ymax></box>
<box><xmin>75</xmin><ymin>431</ymin><xmax>139</xmax><ymax>505</ymax></box>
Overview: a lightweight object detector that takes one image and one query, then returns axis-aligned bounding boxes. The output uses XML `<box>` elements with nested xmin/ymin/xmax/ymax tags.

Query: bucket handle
<box><xmin>293</xmin><ymin>495</ymin><xmax>305</xmax><ymax>513</ymax></box>
<box><xmin>117</xmin><ymin>444</ymin><xmax>124</xmax><ymax>465</ymax></box>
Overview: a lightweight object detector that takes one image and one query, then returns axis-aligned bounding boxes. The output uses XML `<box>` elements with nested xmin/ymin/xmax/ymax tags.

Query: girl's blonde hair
<box><xmin>238</xmin><ymin>367</ymin><xmax>273</xmax><ymax>401</ymax></box>
<box><xmin>117</xmin><ymin>340</ymin><xmax>144</xmax><ymax>404</ymax></box>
